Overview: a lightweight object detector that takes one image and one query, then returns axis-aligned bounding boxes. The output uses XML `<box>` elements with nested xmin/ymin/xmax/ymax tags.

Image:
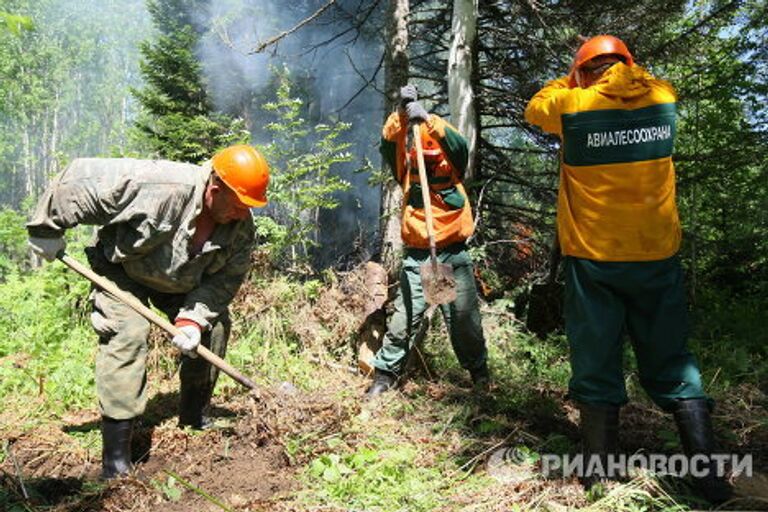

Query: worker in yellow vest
<box><xmin>525</xmin><ymin>35</ymin><xmax>730</xmax><ymax>503</ymax></box>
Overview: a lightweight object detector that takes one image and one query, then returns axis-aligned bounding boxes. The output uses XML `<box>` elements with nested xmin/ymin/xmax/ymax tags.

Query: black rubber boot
<box><xmin>470</xmin><ymin>363</ymin><xmax>491</xmax><ymax>393</ymax></box>
<box><xmin>101</xmin><ymin>417</ymin><xmax>133</xmax><ymax>480</ymax></box>
<box><xmin>673</xmin><ymin>399</ymin><xmax>732</xmax><ymax>504</ymax></box>
<box><xmin>177</xmin><ymin>320</ymin><xmax>228</xmax><ymax>430</ymax></box>
<box><xmin>365</xmin><ymin>369</ymin><xmax>397</xmax><ymax>398</ymax></box>
<box><xmin>178</xmin><ymin>380</ymin><xmax>213</xmax><ymax>430</ymax></box>
<box><xmin>577</xmin><ymin>402</ymin><xmax>620</xmax><ymax>487</ymax></box>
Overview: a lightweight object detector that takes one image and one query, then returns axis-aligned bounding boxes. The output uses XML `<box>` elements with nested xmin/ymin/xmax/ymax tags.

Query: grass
<box><xmin>0</xmin><ymin>261</ymin><xmax>96</xmax><ymax>427</ymax></box>
<box><xmin>1</xmin><ymin>263</ymin><xmax>766</xmax><ymax>511</ymax></box>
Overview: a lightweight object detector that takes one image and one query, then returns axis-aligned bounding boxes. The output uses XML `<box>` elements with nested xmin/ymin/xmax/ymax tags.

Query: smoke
<box><xmin>4</xmin><ymin>0</ymin><xmax>383</xmax><ymax>266</ymax></box>
<box><xmin>195</xmin><ymin>0</ymin><xmax>385</xmax><ymax>267</ymax></box>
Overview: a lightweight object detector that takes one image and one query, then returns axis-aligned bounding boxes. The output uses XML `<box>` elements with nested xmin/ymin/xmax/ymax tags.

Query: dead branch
<box><xmin>247</xmin><ymin>0</ymin><xmax>337</xmax><ymax>55</ymax></box>
<box><xmin>334</xmin><ymin>49</ymin><xmax>386</xmax><ymax>112</ymax></box>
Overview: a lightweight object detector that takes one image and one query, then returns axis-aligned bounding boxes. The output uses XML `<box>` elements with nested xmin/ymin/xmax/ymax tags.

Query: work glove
<box><xmin>28</xmin><ymin>235</ymin><xmax>66</xmax><ymax>262</ymax></box>
<box><xmin>172</xmin><ymin>325</ymin><xmax>201</xmax><ymax>358</ymax></box>
<box><xmin>405</xmin><ymin>101</ymin><xmax>429</xmax><ymax>124</ymax></box>
<box><xmin>399</xmin><ymin>84</ymin><xmax>418</xmax><ymax>106</ymax></box>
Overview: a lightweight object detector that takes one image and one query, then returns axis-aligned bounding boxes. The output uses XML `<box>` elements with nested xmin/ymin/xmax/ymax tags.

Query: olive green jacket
<box><xmin>27</xmin><ymin>158</ymin><xmax>255</xmax><ymax>329</ymax></box>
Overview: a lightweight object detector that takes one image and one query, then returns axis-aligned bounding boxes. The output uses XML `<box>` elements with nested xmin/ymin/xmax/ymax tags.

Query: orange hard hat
<box><xmin>573</xmin><ymin>35</ymin><xmax>634</xmax><ymax>70</ymax></box>
<box><xmin>211</xmin><ymin>144</ymin><xmax>269</xmax><ymax>207</ymax></box>
<box><xmin>568</xmin><ymin>35</ymin><xmax>634</xmax><ymax>88</ymax></box>
<box><xmin>409</xmin><ymin>129</ymin><xmax>443</xmax><ymax>165</ymax></box>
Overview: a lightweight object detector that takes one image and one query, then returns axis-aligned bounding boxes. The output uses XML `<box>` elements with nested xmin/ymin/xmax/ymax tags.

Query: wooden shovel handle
<box><xmin>412</xmin><ymin>123</ymin><xmax>439</xmax><ymax>267</ymax></box>
<box><xmin>58</xmin><ymin>253</ymin><xmax>257</xmax><ymax>390</ymax></box>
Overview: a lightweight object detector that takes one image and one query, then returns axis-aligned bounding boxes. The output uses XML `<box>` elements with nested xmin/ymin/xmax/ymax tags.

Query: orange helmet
<box><xmin>409</xmin><ymin>130</ymin><xmax>443</xmax><ymax>166</ymax></box>
<box><xmin>569</xmin><ymin>35</ymin><xmax>634</xmax><ymax>87</ymax></box>
<box><xmin>211</xmin><ymin>144</ymin><xmax>269</xmax><ymax>207</ymax></box>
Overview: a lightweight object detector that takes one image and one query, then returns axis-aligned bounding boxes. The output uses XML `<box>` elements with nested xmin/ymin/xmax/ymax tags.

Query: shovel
<box><xmin>411</xmin><ymin>123</ymin><xmax>457</xmax><ymax>305</ymax></box>
<box><xmin>57</xmin><ymin>252</ymin><xmax>257</xmax><ymax>390</ymax></box>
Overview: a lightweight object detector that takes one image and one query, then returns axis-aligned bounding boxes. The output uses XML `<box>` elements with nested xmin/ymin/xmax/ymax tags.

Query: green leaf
<box><xmin>163</xmin><ymin>476</ymin><xmax>182</xmax><ymax>501</ymax></box>
<box><xmin>0</xmin><ymin>12</ymin><xmax>34</xmax><ymax>35</ymax></box>
<box><xmin>322</xmin><ymin>464</ymin><xmax>341</xmax><ymax>482</ymax></box>
<box><xmin>309</xmin><ymin>458</ymin><xmax>327</xmax><ymax>477</ymax></box>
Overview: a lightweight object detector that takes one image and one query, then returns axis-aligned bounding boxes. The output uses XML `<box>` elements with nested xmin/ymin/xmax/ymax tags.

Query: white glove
<box><xmin>172</xmin><ymin>325</ymin><xmax>200</xmax><ymax>358</ymax></box>
<box><xmin>405</xmin><ymin>101</ymin><xmax>429</xmax><ymax>124</ymax></box>
<box><xmin>399</xmin><ymin>84</ymin><xmax>418</xmax><ymax>106</ymax></box>
<box><xmin>28</xmin><ymin>236</ymin><xmax>66</xmax><ymax>261</ymax></box>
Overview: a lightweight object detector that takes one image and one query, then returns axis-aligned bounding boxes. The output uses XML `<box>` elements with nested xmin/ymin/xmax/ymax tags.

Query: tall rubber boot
<box><xmin>470</xmin><ymin>363</ymin><xmax>491</xmax><ymax>393</ymax></box>
<box><xmin>101</xmin><ymin>417</ymin><xmax>133</xmax><ymax>479</ymax></box>
<box><xmin>365</xmin><ymin>369</ymin><xmax>396</xmax><ymax>399</ymax></box>
<box><xmin>672</xmin><ymin>399</ymin><xmax>732</xmax><ymax>504</ymax></box>
<box><xmin>178</xmin><ymin>323</ymin><xmax>226</xmax><ymax>430</ymax></box>
<box><xmin>577</xmin><ymin>402</ymin><xmax>620</xmax><ymax>487</ymax></box>
<box><xmin>178</xmin><ymin>359</ymin><xmax>214</xmax><ymax>430</ymax></box>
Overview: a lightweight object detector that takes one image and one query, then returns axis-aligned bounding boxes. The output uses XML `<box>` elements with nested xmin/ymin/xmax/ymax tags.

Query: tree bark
<box><xmin>448</xmin><ymin>0</ymin><xmax>478</xmax><ymax>181</ymax></box>
<box><xmin>378</xmin><ymin>0</ymin><xmax>410</xmax><ymax>279</ymax></box>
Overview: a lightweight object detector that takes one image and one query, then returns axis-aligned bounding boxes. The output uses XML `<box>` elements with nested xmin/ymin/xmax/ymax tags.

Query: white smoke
<box><xmin>196</xmin><ymin>0</ymin><xmax>385</xmax><ymax>266</ymax></box>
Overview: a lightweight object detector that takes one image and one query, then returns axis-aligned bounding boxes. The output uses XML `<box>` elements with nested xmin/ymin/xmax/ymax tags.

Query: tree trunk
<box><xmin>22</xmin><ymin>126</ymin><xmax>33</xmax><ymax>199</ymax></box>
<box><xmin>361</xmin><ymin>0</ymin><xmax>410</xmax><ymax>370</ymax></box>
<box><xmin>378</xmin><ymin>0</ymin><xmax>410</xmax><ymax>279</ymax></box>
<box><xmin>49</xmin><ymin>89</ymin><xmax>60</xmax><ymax>180</ymax></box>
<box><xmin>448</xmin><ymin>0</ymin><xmax>478</xmax><ymax>181</ymax></box>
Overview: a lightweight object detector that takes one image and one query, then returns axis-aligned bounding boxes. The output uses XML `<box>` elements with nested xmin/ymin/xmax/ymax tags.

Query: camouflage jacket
<box><xmin>27</xmin><ymin>158</ymin><xmax>255</xmax><ymax>329</ymax></box>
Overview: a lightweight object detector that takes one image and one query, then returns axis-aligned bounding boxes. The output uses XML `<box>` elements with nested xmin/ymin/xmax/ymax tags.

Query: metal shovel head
<box><xmin>420</xmin><ymin>261</ymin><xmax>457</xmax><ymax>305</ymax></box>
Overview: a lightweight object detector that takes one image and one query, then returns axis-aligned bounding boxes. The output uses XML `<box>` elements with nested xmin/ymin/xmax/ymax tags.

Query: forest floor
<box><xmin>2</xmin><ymin>266</ymin><xmax>768</xmax><ymax>511</ymax></box>
<box><xmin>4</xmin><ymin>371</ymin><xmax>768</xmax><ymax>512</ymax></box>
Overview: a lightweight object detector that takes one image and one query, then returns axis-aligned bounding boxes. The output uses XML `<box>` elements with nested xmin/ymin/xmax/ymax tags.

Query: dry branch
<box><xmin>248</xmin><ymin>0</ymin><xmax>337</xmax><ymax>54</ymax></box>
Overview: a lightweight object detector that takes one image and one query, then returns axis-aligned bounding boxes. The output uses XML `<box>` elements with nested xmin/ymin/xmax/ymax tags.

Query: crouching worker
<box><xmin>366</xmin><ymin>85</ymin><xmax>489</xmax><ymax>398</ymax></box>
<box><xmin>524</xmin><ymin>35</ymin><xmax>731</xmax><ymax>503</ymax></box>
<box><xmin>26</xmin><ymin>145</ymin><xmax>269</xmax><ymax>479</ymax></box>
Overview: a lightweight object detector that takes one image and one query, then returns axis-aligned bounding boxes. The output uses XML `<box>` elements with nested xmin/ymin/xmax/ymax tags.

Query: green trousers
<box><xmin>371</xmin><ymin>244</ymin><xmax>487</xmax><ymax>377</ymax></box>
<box><xmin>564</xmin><ymin>255</ymin><xmax>708</xmax><ymax>412</ymax></box>
<box><xmin>87</xmin><ymin>248</ymin><xmax>229</xmax><ymax>420</ymax></box>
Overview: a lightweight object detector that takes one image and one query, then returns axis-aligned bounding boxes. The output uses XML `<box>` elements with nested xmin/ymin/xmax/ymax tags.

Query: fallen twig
<box><xmin>7</xmin><ymin>441</ymin><xmax>29</xmax><ymax>500</ymax></box>
<box><xmin>163</xmin><ymin>469</ymin><xmax>234</xmax><ymax>512</ymax></box>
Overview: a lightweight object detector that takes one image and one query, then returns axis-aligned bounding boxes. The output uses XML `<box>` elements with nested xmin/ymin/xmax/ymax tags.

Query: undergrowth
<box><xmin>1</xmin><ymin>253</ymin><xmax>766</xmax><ymax>511</ymax></box>
<box><xmin>0</xmin><ymin>261</ymin><xmax>94</xmax><ymax>423</ymax></box>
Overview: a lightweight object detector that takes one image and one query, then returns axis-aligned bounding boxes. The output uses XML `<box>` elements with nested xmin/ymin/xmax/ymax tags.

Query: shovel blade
<box><xmin>420</xmin><ymin>262</ymin><xmax>457</xmax><ymax>305</ymax></box>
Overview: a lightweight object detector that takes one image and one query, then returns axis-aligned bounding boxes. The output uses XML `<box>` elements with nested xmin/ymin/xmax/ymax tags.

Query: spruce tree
<box><xmin>131</xmin><ymin>0</ymin><xmax>246</xmax><ymax>162</ymax></box>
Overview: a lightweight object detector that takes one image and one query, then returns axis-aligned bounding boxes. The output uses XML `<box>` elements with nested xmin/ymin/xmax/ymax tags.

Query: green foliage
<box><xmin>0</xmin><ymin>0</ymin><xmax>151</xmax><ymax>207</ymax></box>
<box><xmin>0</xmin><ymin>11</ymin><xmax>33</xmax><ymax>35</ymax></box>
<box><xmin>0</xmin><ymin>259</ymin><xmax>95</xmax><ymax>420</ymax></box>
<box><xmin>151</xmin><ymin>475</ymin><xmax>183</xmax><ymax>502</ymax></box>
<box><xmin>255</xmin><ymin>69</ymin><xmax>353</xmax><ymax>269</ymax></box>
<box><xmin>441</xmin><ymin>0</ymin><xmax>768</xmax><ymax>306</ymax></box>
<box><xmin>688</xmin><ymin>289</ymin><xmax>768</xmax><ymax>391</ymax></box>
<box><xmin>131</xmin><ymin>0</ymin><xmax>247</xmax><ymax>162</ymax></box>
<box><xmin>0</xmin><ymin>206</ymin><xmax>30</xmax><ymax>280</ymax></box>
<box><xmin>659</xmin><ymin>3</ymin><xmax>768</xmax><ymax>301</ymax></box>
<box><xmin>303</xmin><ymin>441</ymin><xmax>443</xmax><ymax>511</ymax></box>
<box><xmin>218</xmin><ymin>275</ymin><xmax>325</xmax><ymax>395</ymax></box>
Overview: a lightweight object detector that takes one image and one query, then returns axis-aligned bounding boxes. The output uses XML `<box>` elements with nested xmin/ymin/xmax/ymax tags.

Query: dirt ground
<box><xmin>0</xmin><ymin>379</ymin><xmax>359</xmax><ymax>512</ymax></box>
<box><xmin>3</xmin><ymin>378</ymin><xmax>768</xmax><ymax>511</ymax></box>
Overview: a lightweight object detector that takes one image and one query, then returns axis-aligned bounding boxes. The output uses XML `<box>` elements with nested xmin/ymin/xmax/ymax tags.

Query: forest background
<box><xmin>0</xmin><ymin>0</ymin><xmax>766</xmax><ymax>511</ymax></box>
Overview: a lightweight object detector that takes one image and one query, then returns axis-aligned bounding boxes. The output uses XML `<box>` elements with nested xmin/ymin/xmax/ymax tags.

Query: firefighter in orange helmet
<box><xmin>27</xmin><ymin>144</ymin><xmax>268</xmax><ymax>479</ymax></box>
<box><xmin>365</xmin><ymin>84</ymin><xmax>489</xmax><ymax>398</ymax></box>
<box><xmin>525</xmin><ymin>35</ymin><xmax>730</xmax><ymax>503</ymax></box>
